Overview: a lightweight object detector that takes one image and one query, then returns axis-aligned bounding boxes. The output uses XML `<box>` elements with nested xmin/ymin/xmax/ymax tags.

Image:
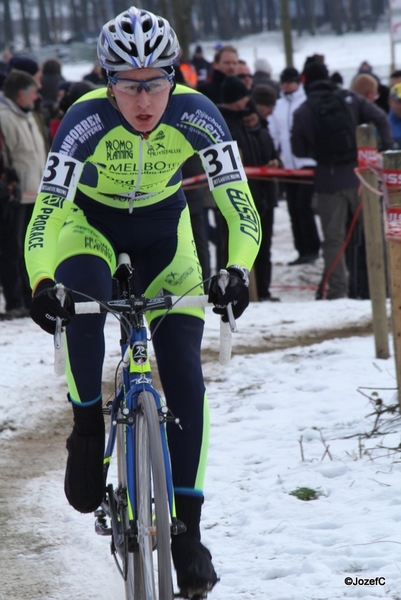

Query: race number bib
<box><xmin>199</xmin><ymin>141</ymin><xmax>247</xmax><ymax>190</ymax></box>
<box><xmin>38</xmin><ymin>153</ymin><xmax>84</xmax><ymax>201</ymax></box>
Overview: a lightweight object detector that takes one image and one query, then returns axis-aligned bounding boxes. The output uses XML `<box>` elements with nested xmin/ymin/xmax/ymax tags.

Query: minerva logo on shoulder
<box><xmin>180</xmin><ymin>110</ymin><xmax>225</xmax><ymax>143</ymax></box>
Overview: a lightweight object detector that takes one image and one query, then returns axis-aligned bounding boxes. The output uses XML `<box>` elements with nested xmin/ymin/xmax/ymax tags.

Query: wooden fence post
<box><xmin>356</xmin><ymin>124</ymin><xmax>389</xmax><ymax>359</ymax></box>
<box><xmin>382</xmin><ymin>150</ymin><xmax>401</xmax><ymax>408</ymax></box>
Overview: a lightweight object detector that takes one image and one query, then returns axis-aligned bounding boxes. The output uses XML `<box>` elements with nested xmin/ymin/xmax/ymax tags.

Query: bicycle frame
<box><xmin>53</xmin><ymin>262</ymin><xmax>233</xmax><ymax>596</ymax></box>
<box><xmin>99</xmin><ymin>261</ymin><xmax>178</xmax><ymax>578</ymax></box>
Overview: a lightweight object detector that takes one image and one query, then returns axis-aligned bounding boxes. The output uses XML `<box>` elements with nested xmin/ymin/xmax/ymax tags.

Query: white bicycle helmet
<box><xmin>97</xmin><ymin>6</ymin><xmax>180</xmax><ymax>72</ymax></box>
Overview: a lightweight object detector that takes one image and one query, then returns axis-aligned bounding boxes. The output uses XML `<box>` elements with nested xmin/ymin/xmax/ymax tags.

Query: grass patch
<box><xmin>289</xmin><ymin>486</ymin><xmax>324</xmax><ymax>501</ymax></box>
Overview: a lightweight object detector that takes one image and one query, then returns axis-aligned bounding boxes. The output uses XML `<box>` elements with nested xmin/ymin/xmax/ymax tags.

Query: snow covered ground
<box><xmin>1</xmin><ymin>24</ymin><xmax>401</xmax><ymax>600</ymax></box>
<box><xmin>1</xmin><ymin>198</ymin><xmax>400</xmax><ymax>600</ymax></box>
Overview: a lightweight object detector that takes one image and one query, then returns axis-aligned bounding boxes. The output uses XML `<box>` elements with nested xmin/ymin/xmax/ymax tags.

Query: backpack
<box><xmin>307</xmin><ymin>88</ymin><xmax>357</xmax><ymax>166</ymax></box>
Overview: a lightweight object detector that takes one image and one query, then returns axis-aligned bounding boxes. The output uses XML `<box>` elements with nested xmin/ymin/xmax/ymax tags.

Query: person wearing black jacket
<box><xmin>291</xmin><ymin>63</ymin><xmax>393</xmax><ymax>300</ymax></box>
<box><xmin>243</xmin><ymin>105</ymin><xmax>280</xmax><ymax>301</ymax></box>
<box><xmin>197</xmin><ymin>44</ymin><xmax>238</xmax><ymax>104</ymax></box>
<box><xmin>218</xmin><ymin>76</ymin><xmax>279</xmax><ymax>301</ymax></box>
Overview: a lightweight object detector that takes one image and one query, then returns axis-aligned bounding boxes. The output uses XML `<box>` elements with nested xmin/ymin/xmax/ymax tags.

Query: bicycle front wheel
<box><xmin>126</xmin><ymin>390</ymin><xmax>173</xmax><ymax>600</ymax></box>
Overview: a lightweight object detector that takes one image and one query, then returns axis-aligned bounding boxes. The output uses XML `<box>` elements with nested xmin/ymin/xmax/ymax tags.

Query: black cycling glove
<box><xmin>208</xmin><ymin>267</ymin><xmax>249</xmax><ymax>322</ymax></box>
<box><xmin>30</xmin><ymin>278</ymin><xmax>75</xmax><ymax>335</ymax></box>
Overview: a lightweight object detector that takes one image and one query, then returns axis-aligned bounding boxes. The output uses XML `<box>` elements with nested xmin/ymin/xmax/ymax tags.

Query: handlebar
<box><xmin>54</xmin><ymin>284</ymin><xmax>235</xmax><ymax>374</ymax></box>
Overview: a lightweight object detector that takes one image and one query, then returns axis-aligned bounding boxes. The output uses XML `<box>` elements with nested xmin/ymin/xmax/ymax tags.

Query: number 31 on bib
<box><xmin>38</xmin><ymin>153</ymin><xmax>84</xmax><ymax>201</ymax></box>
<box><xmin>199</xmin><ymin>141</ymin><xmax>247</xmax><ymax>190</ymax></box>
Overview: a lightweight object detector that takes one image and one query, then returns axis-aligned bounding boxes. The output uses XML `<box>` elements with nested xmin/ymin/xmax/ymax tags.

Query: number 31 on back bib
<box><xmin>199</xmin><ymin>141</ymin><xmax>247</xmax><ymax>190</ymax></box>
<box><xmin>38</xmin><ymin>153</ymin><xmax>84</xmax><ymax>201</ymax></box>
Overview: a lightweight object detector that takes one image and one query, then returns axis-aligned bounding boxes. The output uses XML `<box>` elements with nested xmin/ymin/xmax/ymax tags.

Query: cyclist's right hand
<box><xmin>30</xmin><ymin>278</ymin><xmax>75</xmax><ymax>334</ymax></box>
<box><xmin>208</xmin><ymin>267</ymin><xmax>249</xmax><ymax>322</ymax></box>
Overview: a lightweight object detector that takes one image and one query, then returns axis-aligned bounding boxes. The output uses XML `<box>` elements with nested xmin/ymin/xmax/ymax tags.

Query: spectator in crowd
<box><xmin>388</xmin><ymin>83</ymin><xmax>401</xmax><ymax>148</ymax></box>
<box><xmin>191</xmin><ymin>44</ymin><xmax>212</xmax><ymax>83</ymax></box>
<box><xmin>175</xmin><ymin>50</ymin><xmax>198</xmax><ymax>88</ymax></box>
<box><xmin>7</xmin><ymin>55</ymin><xmax>51</xmax><ymax>152</ymax></box>
<box><xmin>197</xmin><ymin>44</ymin><xmax>238</xmax><ymax>103</ymax></box>
<box><xmin>49</xmin><ymin>80</ymin><xmax>96</xmax><ymax>140</ymax></box>
<box><xmin>356</xmin><ymin>60</ymin><xmax>379</xmax><ymax>82</ymax></box>
<box><xmin>390</xmin><ymin>69</ymin><xmax>401</xmax><ymax>87</ymax></box>
<box><xmin>351</xmin><ymin>73</ymin><xmax>378</xmax><ymax>102</ymax></box>
<box><xmin>330</xmin><ymin>71</ymin><xmax>344</xmax><ymax>87</ymax></box>
<box><xmin>0</xmin><ymin>125</ymin><xmax>24</xmax><ymax>319</ymax></box>
<box><xmin>216</xmin><ymin>76</ymin><xmax>250</xmax><ymax>266</ymax></box>
<box><xmin>291</xmin><ymin>62</ymin><xmax>393</xmax><ymax>300</ymax></box>
<box><xmin>0</xmin><ymin>70</ymin><xmax>47</xmax><ymax>310</ymax></box>
<box><xmin>83</xmin><ymin>63</ymin><xmax>107</xmax><ymax>86</ymax></box>
<box><xmin>178</xmin><ymin>70</ymin><xmax>211</xmax><ymax>287</ymax></box>
<box><xmin>40</xmin><ymin>57</ymin><xmax>65</xmax><ymax>127</ymax></box>
<box><xmin>236</xmin><ymin>59</ymin><xmax>253</xmax><ymax>90</ymax></box>
<box><xmin>252</xmin><ymin>84</ymin><xmax>278</xmax><ymax>120</ymax></box>
<box><xmin>252</xmin><ymin>58</ymin><xmax>280</xmax><ymax>94</ymax></box>
<box><xmin>269</xmin><ymin>66</ymin><xmax>320</xmax><ymax>266</ymax></box>
<box><xmin>218</xmin><ymin>76</ymin><xmax>279</xmax><ymax>300</ymax></box>
<box><xmin>0</xmin><ymin>47</ymin><xmax>12</xmax><ymax>88</ymax></box>
<box><xmin>354</xmin><ymin>61</ymin><xmax>389</xmax><ymax>113</ymax></box>
<box><xmin>242</xmin><ymin>101</ymin><xmax>280</xmax><ymax>302</ymax></box>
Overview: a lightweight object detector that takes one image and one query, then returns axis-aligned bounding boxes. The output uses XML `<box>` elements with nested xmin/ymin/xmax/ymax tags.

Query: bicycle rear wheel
<box><xmin>123</xmin><ymin>391</ymin><xmax>173</xmax><ymax>600</ymax></box>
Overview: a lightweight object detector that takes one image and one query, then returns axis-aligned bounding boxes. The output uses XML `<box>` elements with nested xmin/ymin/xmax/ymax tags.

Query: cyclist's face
<box><xmin>110</xmin><ymin>68</ymin><xmax>172</xmax><ymax>132</ymax></box>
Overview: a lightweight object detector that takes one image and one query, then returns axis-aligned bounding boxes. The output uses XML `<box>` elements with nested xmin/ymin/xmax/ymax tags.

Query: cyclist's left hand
<box><xmin>208</xmin><ymin>267</ymin><xmax>249</xmax><ymax>322</ymax></box>
<box><xmin>30</xmin><ymin>278</ymin><xmax>75</xmax><ymax>334</ymax></box>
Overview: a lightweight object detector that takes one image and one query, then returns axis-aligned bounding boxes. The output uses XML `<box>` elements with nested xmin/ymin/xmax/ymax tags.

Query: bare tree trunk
<box><xmin>296</xmin><ymin>0</ymin><xmax>302</xmax><ymax>36</ymax></box>
<box><xmin>266</xmin><ymin>0</ymin><xmax>277</xmax><ymax>31</ymax></box>
<box><xmin>199</xmin><ymin>0</ymin><xmax>214</xmax><ymax>38</ymax></box>
<box><xmin>38</xmin><ymin>0</ymin><xmax>52</xmax><ymax>45</ymax></box>
<box><xmin>2</xmin><ymin>0</ymin><xmax>15</xmax><ymax>47</ymax></box>
<box><xmin>330</xmin><ymin>0</ymin><xmax>343</xmax><ymax>34</ymax></box>
<box><xmin>350</xmin><ymin>0</ymin><xmax>362</xmax><ymax>31</ymax></box>
<box><xmin>216</xmin><ymin>0</ymin><xmax>236</xmax><ymax>40</ymax></box>
<box><xmin>169</xmin><ymin>0</ymin><xmax>195</xmax><ymax>60</ymax></box>
<box><xmin>280</xmin><ymin>0</ymin><xmax>294</xmax><ymax>66</ymax></box>
<box><xmin>46</xmin><ymin>0</ymin><xmax>58</xmax><ymax>44</ymax></box>
<box><xmin>70</xmin><ymin>0</ymin><xmax>84</xmax><ymax>40</ymax></box>
<box><xmin>17</xmin><ymin>0</ymin><xmax>30</xmax><ymax>48</ymax></box>
<box><xmin>304</xmin><ymin>0</ymin><xmax>316</xmax><ymax>35</ymax></box>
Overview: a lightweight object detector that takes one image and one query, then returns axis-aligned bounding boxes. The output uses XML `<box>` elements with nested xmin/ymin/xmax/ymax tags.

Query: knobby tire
<box><xmin>118</xmin><ymin>391</ymin><xmax>173</xmax><ymax>600</ymax></box>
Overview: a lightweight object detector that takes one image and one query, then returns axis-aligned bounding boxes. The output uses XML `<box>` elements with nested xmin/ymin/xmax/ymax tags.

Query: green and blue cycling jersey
<box><xmin>24</xmin><ymin>83</ymin><xmax>262</xmax><ymax>496</ymax></box>
<box><xmin>25</xmin><ymin>84</ymin><xmax>261</xmax><ymax>289</ymax></box>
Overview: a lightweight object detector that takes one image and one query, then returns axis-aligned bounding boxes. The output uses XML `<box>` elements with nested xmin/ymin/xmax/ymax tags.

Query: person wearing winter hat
<box><xmin>220</xmin><ymin>75</ymin><xmax>250</xmax><ymax>107</ymax></box>
<box><xmin>269</xmin><ymin>66</ymin><xmax>320</xmax><ymax>267</ymax></box>
<box><xmin>7</xmin><ymin>55</ymin><xmax>41</xmax><ymax>86</ymax></box>
<box><xmin>217</xmin><ymin>76</ymin><xmax>251</xmax><ymax>266</ymax></box>
<box><xmin>251</xmin><ymin>83</ymin><xmax>277</xmax><ymax>119</ymax></box>
<box><xmin>291</xmin><ymin>61</ymin><xmax>392</xmax><ymax>299</ymax></box>
<box><xmin>253</xmin><ymin>57</ymin><xmax>280</xmax><ymax>93</ymax></box>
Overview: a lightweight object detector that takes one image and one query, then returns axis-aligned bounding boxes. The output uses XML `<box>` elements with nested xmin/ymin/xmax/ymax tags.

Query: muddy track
<box><xmin>0</xmin><ymin>320</ymin><xmax>375</xmax><ymax>598</ymax></box>
<box><xmin>202</xmin><ymin>321</ymin><xmax>374</xmax><ymax>363</ymax></box>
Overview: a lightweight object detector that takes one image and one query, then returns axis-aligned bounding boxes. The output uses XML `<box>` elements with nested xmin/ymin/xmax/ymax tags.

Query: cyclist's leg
<box><xmin>142</xmin><ymin>204</ymin><xmax>218</xmax><ymax>595</ymax></box>
<box><xmin>55</xmin><ymin>209</ymin><xmax>116</xmax><ymax>513</ymax></box>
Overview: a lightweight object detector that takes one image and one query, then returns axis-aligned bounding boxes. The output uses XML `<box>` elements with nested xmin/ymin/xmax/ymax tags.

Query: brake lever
<box><xmin>218</xmin><ymin>269</ymin><xmax>237</xmax><ymax>333</ymax></box>
<box><xmin>54</xmin><ymin>283</ymin><xmax>66</xmax><ymax>350</ymax></box>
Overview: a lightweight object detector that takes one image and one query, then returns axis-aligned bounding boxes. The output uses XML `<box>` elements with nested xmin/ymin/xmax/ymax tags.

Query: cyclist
<box><xmin>25</xmin><ymin>6</ymin><xmax>261</xmax><ymax>598</ymax></box>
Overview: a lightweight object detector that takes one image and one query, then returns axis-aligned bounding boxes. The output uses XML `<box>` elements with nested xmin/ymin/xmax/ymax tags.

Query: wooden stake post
<box><xmin>356</xmin><ymin>125</ymin><xmax>389</xmax><ymax>360</ymax></box>
<box><xmin>382</xmin><ymin>150</ymin><xmax>401</xmax><ymax>407</ymax></box>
